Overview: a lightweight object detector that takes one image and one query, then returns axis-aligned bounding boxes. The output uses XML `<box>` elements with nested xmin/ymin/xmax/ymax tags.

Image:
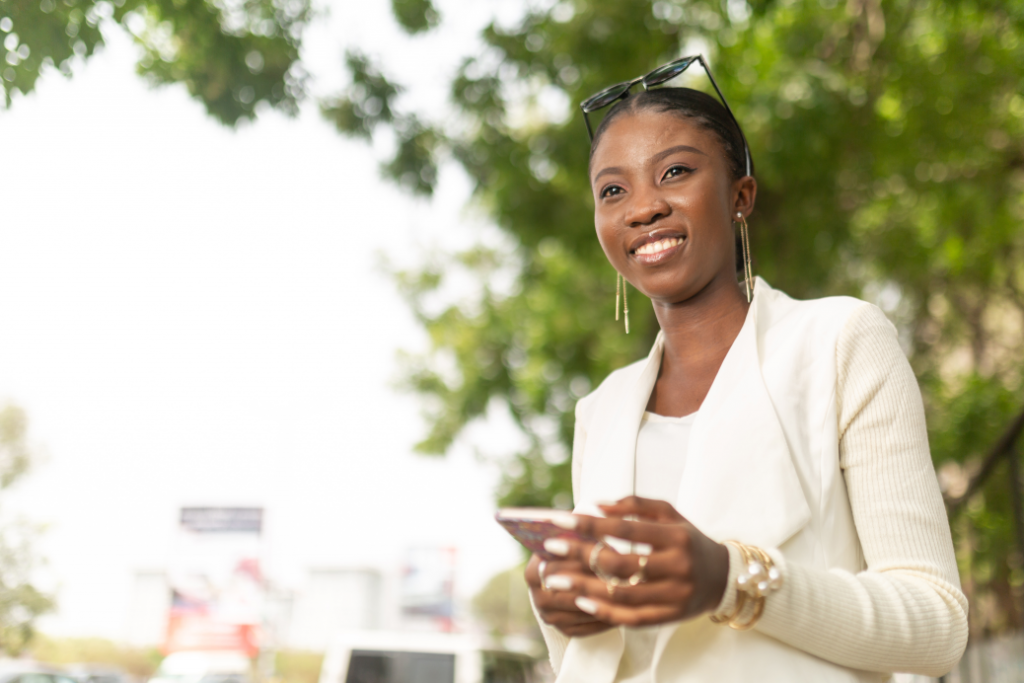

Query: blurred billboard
<box><xmin>164</xmin><ymin>507</ymin><xmax>265</xmax><ymax>656</ymax></box>
<box><xmin>400</xmin><ymin>547</ymin><xmax>456</xmax><ymax>632</ymax></box>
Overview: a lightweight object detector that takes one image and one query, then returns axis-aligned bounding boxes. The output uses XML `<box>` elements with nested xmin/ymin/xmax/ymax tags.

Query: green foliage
<box><xmin>274</xmin><ymin>650</ymin><xmax>324</xmax><ymax>683</ymax></box>
<box><xmin>0</xmin><ymin>0</ymin><xmax>309</xmax><ymax>124</ymax></box>
<box><xmin>0</xmin><ymin>405</ymin><xmax>52</xmax><ymax>654</ymax></box>
<box><xmin>333</xmin><ymin>0</ymin><xmax>1024</xmax><ymax>633</ymax></box>
<box><xmin>31</xmin><ymin>636</ymin><xmax>163</xmax><ymax>678</ymax></box>
<box><xmin>0</xmin><ymin>406</ymin><xmax>32</xmax><ymax>490</ymax></box>
<box><xmin>391</xmin><ymin>0</ymin><xmax>439</xmax><ymax>35</ymax></box>
<box><xmin>471</xmin><ymin>563</ymin><xmax>540</xmax><ymax>640</ymax></box>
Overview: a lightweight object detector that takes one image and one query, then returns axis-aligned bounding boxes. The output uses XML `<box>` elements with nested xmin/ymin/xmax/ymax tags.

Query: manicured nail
<box><xmin>552</xmin><ymin>515</ymin><xmax>577</xmax><ymax>530</ymax></box>
<box><xmin>544</xmin><ymin>538</ymin><xmax>570</xmax><ymax>556</ymax></box>
<box><xmin>575</xmin><ymin>596</ymin><xmax>599</xmax><ymax>614</ymax></box>
<box><xmin>545</xmin><ymin>575</ymin><xmax>573</xmax><ymax>591</ymax></box>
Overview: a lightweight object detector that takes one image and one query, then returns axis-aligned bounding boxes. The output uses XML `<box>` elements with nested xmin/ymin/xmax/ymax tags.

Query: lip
<box><xmin>628</xmin><ymin>229</ymin><xmax>687</xmax><ymax>265</ymax></box>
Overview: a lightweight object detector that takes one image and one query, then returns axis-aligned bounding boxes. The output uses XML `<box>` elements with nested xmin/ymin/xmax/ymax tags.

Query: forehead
<box><xmin>590</xmin><ymin>109</ymin><xmax>725</xmax><ymax>179</ymax></box>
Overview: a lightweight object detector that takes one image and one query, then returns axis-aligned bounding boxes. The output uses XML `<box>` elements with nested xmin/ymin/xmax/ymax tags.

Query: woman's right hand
<box><xmin>525</xmin><ymin>553</ymin><xmax>615</xmax><ymax>637</ymax></box>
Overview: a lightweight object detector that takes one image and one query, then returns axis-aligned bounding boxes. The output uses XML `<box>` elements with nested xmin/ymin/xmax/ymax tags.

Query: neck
<box><xmin>653</xmin><ymin>275</ymin><xmax>751</xmax><ymax>368</ymax></box>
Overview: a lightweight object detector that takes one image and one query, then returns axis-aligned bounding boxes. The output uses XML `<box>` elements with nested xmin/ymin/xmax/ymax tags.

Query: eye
<box><xmin>662</xmin><ymin>164</ymin><xmax>693</xmax><ymax>181</ymax></box>
<box><xmin>600</xmin><ymin>184</ymin><xmax>624</xmax><ymax>199</ymax></box>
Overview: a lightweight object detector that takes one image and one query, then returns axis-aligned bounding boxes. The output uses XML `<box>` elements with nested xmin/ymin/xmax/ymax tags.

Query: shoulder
<box><xmin>755</xmin><ymin>279</ymin><xmax>893</xmax><ymax>359</ymax></box>
<box><xmin>757</xmin><ymin>279</ymin><xmax>876</xmax><ymax>336</ymax></box>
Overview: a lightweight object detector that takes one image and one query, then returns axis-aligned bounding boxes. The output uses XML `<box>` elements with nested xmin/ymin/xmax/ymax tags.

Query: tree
<box><xmin>470</xmin><ymin>563</ymin><xmax>540</xmax><ymax>642</ymax></box>
<box><xmin>0</xmin><ymin>0</ymin><xmax>310</xmax><ymax>124</ymax></box>
<box><xmin>324</xmin><ymin>0</ymin><xmax>1024</xmax><ymax>637</ymax></box>
<box><xmin>0</xmin><ymin>404</ymin><xmax>53</xmax><ymax>653</ymax></box>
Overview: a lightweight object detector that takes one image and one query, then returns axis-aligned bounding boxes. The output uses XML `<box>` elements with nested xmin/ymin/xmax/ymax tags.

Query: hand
<box><xmin>525</xmin><ymin>553</ymin><xmax>615</xmax><ymax>637</ymax></box>
<box><xmin>541</xmin><ymin>496</ymin><xmax>730</xmax><ymax>628</ymax></box>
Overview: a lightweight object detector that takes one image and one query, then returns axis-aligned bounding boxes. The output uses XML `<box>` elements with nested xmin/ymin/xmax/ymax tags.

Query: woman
<box><xmin>524</xmin><ymin>57</ymin><xmax>967</xmax><ymax>682</ymax></box>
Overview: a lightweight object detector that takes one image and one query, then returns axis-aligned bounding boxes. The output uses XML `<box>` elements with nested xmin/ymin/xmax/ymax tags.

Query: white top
<box><xmin>615</xmin><ymin>411</ymin><xmax>696</xmax><ymax>683</ymax></box>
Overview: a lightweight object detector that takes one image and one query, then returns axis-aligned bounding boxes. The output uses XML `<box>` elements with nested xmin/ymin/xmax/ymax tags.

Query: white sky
<box><xmin>0</xmin><ymin>0</ymin><xmax>535</xmax><ymax>640</ymax></box>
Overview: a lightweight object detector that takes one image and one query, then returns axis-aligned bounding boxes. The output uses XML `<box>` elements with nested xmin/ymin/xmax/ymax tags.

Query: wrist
<box><xmin>710</xmin><ymin>541</ymin><xmax>743</xmax><ymax>617</ymax></box>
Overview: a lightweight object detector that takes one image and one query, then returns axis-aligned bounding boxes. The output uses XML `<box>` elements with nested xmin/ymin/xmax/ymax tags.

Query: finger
<box><xmin>533</xmin><ymin>586</ymin><xmax>594</xmax><ymax>612</ymax></box>
<box><xmin>557</xmin><ymin>621</ymin><xmax>615</xmax><ymax>637</ymax></box>
<box><xmin>598</xmin><ymin>496</ymin><xmax>684</xmax><ymax>523</ymax></box>
<box><xmin>543</xmin><ymin>559</ymin><xmax>589</xmax><ymax>576</ymax></box>
<box><xmin>569</xmin><ymin>516</ymin><xmax>692</xmax><ymax>551</ymax></box>
<box><xmin>574</xmin><ymin>595</ymin><xmax>681</xmax><ymax>628</ymax></box>
<box><xmin>524</xmin><ymin>554</ymin><xmax>544</xmax><ymax>587</ymax></box>
<box><xmin>549</xmin><ymin>544</ymin><xmax>695</xmax><ymax>589</ymax></box>
<box><xmin>572</xmin><ymin>575</ymin><xmax>694</xmax><ymax>608</ymax></box>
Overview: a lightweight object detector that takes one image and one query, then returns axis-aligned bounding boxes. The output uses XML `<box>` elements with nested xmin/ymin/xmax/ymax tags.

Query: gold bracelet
<box><xmin>711</xmin><ymin>541</ymin><xmax>783</xmax><ymax>630</ymax></box>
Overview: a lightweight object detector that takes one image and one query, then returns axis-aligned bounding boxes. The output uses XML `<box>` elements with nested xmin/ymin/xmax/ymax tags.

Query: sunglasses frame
<box><xmin>580</xmin><ymin>55</ymin><xmax>752</xmax><ymax>177</ymax></box>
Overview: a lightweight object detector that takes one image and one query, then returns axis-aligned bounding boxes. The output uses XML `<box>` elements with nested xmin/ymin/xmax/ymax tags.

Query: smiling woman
<box><xmin>521</xmin><ymin>65</ymin><xmax>968</xmax><ymax>683</ymax></box>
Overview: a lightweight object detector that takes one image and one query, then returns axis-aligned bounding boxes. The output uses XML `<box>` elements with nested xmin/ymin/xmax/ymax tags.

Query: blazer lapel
<box><xmin>674</xmin><ymin>277</ymin><xmax>811</xmax><ymax>548</ymax></box>
<box><xmin>575</xmin><ymin>332</ymin><xmax>665</xmax><ymax>513</ymax></box>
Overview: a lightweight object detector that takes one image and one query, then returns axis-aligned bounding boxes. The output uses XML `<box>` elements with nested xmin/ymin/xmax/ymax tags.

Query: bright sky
<box><xmin>0</xmin><ymin>0</ymin><xmax>532</xmax><ymax>639</ymax></box>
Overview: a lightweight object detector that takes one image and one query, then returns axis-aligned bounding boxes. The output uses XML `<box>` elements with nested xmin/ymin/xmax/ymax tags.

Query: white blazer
<box><xmin>543</xmin><ymin>278</ymin><xmax>894</xmax><ymax>683</ymax></box>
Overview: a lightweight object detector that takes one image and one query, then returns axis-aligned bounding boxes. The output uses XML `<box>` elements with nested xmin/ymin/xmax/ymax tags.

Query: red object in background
<box><xmin>164</xmin><ymin>508</ymin><xmax>265</xmax><ymax>656</ymax></box>
<box><xmin>165</xmin><ymin>613</ymin><xmax>260</xmax><ymax>657</ymax></box>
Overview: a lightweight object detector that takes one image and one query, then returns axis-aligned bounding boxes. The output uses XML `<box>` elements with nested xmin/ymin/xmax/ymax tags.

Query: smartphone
<box><xmin>495</xmin><ymin>507</ymin><xmax>596</xmax><ymax>560</ymax></box>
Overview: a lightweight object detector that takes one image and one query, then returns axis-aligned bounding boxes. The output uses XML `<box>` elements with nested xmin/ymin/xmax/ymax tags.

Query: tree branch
<box><xmin>945</xmin><ymin>408</ymin><xmax>1024</xmax><ymax>513</ymax></box>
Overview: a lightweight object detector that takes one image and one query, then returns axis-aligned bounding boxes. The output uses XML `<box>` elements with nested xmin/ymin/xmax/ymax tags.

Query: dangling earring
<box><xmin>736</xmin><ymin>212</ymin><xmax>753</xmax><ymax>303</ymax></box>
<box><xmin>615</xmin><ymin>272</ymin><xmax>630</xmax><ymax>334</ymax></box>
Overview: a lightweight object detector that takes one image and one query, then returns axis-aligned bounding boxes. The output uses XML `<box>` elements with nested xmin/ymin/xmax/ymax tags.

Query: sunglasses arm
<box><xmin>698</xmin><ymin>56</ymin><xmax>752</xmax><ymax>177</ymax></box>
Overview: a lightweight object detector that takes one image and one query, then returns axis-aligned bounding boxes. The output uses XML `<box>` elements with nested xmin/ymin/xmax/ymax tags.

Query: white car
<box><xmin>318</xmin><ymin>631</ymin><xmax>546</xmax><ymax>683</ymax></box>
<box><xmin>0</xmin><ymin>660</ymin><xmax>77</xmax><ymax>683</ymax></box>
<box><xmin>147</xmin><ymin>652</ymin><xmax>251</xmax><ymax>683</ymax></box>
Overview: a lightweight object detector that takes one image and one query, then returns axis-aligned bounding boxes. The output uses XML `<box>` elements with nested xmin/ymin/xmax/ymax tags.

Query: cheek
<box><xmin>593</xmin><ymin>213</ymin><xmax>622</xmax><ymax>263</ymax></box>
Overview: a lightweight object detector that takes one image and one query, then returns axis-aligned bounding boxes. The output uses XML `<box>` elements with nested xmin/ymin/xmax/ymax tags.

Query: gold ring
<box><xmin>588</xmin><ymin>540</ymin><xmax>608</xmax><ymax>576</ymax></box>
<box><xmin>628</xmin><ymin>555</ymin><xmax>649</xmax><ymax>586</ymax></box>
<box><xmin>606</xmin><ymin>581</ymin><xmax>617</xmax><ymax>597</ymax></box>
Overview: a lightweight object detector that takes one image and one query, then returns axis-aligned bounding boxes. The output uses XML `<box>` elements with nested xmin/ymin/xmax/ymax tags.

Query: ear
<box><xmin>732</xmin><ymin>176</ymin><xmax>757</xmax><ymax>219</ymax></box>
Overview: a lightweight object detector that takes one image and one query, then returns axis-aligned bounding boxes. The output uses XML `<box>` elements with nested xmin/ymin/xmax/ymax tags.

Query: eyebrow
<box><xmin>592</xmin><ymin>144</ymin><xmax>708</xmax><ymax>184</ymax></box>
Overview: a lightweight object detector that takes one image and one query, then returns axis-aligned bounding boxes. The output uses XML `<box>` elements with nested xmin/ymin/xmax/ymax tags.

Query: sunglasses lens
<box><xmin>643</xmin><ymin>57</ymin><xmax>696</xmax><ymax>88</ymax></box>
<box><xmin>582</xmin><ymin>82</ymin><xmax>632</xmax><ymax>112</ymax></box>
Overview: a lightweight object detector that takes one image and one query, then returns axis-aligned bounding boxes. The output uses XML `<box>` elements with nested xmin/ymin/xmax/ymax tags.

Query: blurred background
<box><xmin>0</xmin><ymin>0</ymin><xmax>1022</xmax><ymax>681</ymax></box>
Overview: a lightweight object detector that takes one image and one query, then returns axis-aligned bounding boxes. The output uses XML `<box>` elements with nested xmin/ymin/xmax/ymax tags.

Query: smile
<box><xmin>633</xmin><ymin>237</ymin><xmax>684</xmax><ymax>255</ymax></box>
<box><xmin>630</xmin><ymin>235</ymin><xmax>686</xmax><ymax>264</ymax></box>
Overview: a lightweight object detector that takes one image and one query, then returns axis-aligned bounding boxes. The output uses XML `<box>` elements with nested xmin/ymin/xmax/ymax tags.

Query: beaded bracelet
<box><xmin>709</xmin><ymin>540</ymin><xmax>783</xmax><ymax>630</ymax></box>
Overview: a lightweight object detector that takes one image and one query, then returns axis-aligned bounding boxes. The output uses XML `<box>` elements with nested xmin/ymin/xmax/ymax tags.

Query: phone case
<box><xmin>494</xmin><ymin>510</ymin><xmax>594</xmax><ymax>560</ymax></box>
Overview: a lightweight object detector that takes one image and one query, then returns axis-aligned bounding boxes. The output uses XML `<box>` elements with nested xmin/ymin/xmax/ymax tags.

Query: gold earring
<box><xmin>615</xmin><ymin>272</ymin><xmax>630</xmax><ymax>334</ymax></box>
<box><xmin>737</xmin><ymin>212</ymin><xmax>753</xmax><ymax>303</ymax></box>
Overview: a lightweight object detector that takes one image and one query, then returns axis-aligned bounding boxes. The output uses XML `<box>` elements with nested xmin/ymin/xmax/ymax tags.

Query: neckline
<box><xmin>642</xmin><ymin>410</ymin><xmax>698</xmax><ymax>425</ymax></box>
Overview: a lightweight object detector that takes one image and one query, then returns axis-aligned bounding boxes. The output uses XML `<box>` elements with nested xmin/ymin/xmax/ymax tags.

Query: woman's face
<box><xmin>590</xmin><ymin>109</ymin><xmax>755</xmax><ymax>305</ymax></box>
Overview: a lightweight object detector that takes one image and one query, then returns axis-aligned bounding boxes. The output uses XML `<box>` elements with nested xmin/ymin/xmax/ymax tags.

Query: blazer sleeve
<box><xmin>751</xmin><ymin>303</ymin><xmax>968</xmax><ymax>676</ymax></box>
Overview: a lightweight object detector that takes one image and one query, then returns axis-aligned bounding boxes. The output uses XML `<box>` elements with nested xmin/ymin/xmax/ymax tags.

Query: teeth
<box><xmin>636</xmin><ymin>237</ymin><xmax>682</xmax><ymax>255</ymax></box>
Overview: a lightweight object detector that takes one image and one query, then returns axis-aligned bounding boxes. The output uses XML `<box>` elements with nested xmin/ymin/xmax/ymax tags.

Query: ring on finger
<box><xmin>628</xmin><ymin>555</ymin><xmax>649</xmax><ymax>586</ymax></box>
<box><xmin>588</xmin><ymin>540</ymin><xmax>608</xmax><ymax>576</ymax></box>
<box><xmin>539</xmin><ymin>561</ymin><xmax>550</xmax><ymax>592</ymax></box>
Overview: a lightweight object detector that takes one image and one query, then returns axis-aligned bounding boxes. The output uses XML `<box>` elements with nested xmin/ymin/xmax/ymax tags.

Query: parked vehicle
<box><xmin>147</xmin><ymin>652</ymin><xmax>251</xmax><ymax>683</ymax></box>
<box><xmin>65</xmin><ymin>664</ymin><xmax>132</xmax><ymax>683</ymax></box>
<box><xmin>318</xmin><ymin>631</ymin><xmax>545</xmax><ymax>683</ymax></box>
<box><xmin>0</xmin><ymin>660</ymin><xmax>77</xmax><ymax>683</ymax></box>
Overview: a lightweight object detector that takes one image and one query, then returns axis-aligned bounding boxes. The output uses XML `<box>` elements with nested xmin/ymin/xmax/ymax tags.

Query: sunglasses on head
<box><xmin>579</xmin><ymin>55</ymin><xmax>752</xmax><ymax>177</ymax></box>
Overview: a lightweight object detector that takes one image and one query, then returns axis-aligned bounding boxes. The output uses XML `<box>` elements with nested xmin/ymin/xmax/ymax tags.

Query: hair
<box><xmin>589</xmin><ymin>87</ymin><xmax>753</xmax><ymax>181</ymax></box>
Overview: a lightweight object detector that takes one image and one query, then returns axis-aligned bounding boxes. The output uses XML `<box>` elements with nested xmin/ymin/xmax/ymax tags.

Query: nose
<box><xmin>623</xmin><ymin>189</ymin><xmax>670</xmax><ymax>227</ymax></box>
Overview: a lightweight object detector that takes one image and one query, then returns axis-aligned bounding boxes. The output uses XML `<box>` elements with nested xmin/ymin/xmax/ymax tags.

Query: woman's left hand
<box><xmin>542</xmin><ymin>496</ymin><xmax>730</xmax><ymax>627</ymax></box>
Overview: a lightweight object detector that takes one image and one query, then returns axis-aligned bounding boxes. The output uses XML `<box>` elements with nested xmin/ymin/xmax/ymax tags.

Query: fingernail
<box><xmin>575</xmin><ymin>596</ymin><xmax>599</xmax><ymax>614</ymax></box>
<box><xmin>596</xmin><ymin>500</ymin><xmax>619</xmax><ymax>507</ymax></box>
<box><xmin>544</xmin><ymin>538</ymin><xmax>570</xmax><ymax>556</ymax></box>
<box><xmin>545</xmin><ymin>575</ymin><xmax>573</xmax><ymax>591</ymax></box>
<box><xmin>551</xmin><ymin>515</ymin><xmax>577</xmax><ymax>530</ymax></box>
